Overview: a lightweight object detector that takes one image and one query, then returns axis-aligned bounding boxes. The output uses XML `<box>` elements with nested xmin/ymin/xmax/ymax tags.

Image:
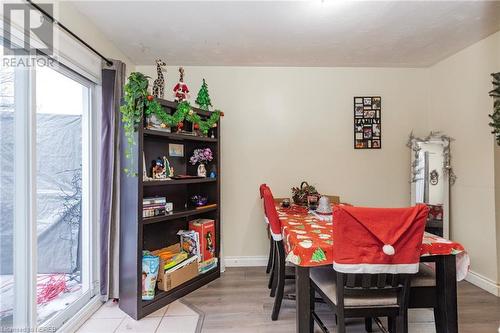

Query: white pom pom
<box><xmin>382</xmin><ymin>244</ymin><xmax>395</xmax><ymax>256</ymax></box>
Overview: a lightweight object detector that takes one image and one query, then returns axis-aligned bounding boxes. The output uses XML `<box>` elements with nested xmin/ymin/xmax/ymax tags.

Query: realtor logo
<box><xmin>3</xmin><ymin>3</ymin><xmax>53</xmax><ymax>55</ymax></box>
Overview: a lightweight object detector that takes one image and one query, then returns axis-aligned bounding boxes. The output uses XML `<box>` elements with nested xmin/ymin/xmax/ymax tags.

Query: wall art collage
<box><xmin>354</xmin><ymin>96</ymin><xmax>381</xmax><ymax>149</ymax></box>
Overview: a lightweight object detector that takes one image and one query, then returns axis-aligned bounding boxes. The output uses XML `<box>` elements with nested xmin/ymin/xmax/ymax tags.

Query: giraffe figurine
<box><xmin>152</xmin><ymin>59</ymin><xmax>167</xmax><ymax>99</ymax></box>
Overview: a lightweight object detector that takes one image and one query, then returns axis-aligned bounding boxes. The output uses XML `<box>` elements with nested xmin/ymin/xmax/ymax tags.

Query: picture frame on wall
<box><xmin>353</xmin><ymin>96</ymin><xmax>381</xmax><ymax>149</ymax></box>
<box><xmin>169</xmin><ymin>143</ymin><xmax>184</xmax><ymax>157</ymax></box>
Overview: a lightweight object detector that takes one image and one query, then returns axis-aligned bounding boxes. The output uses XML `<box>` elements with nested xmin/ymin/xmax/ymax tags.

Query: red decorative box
<box><xmin>189</xmin><ymin>219</ymin><xmax>216</xmax><ymax>262</ymax></box>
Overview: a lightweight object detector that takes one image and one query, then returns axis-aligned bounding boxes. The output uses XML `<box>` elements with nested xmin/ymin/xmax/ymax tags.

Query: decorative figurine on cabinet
<box><xmin>152</xmin><ymin>59</ymin><xmax>167</xmax><ymax>99</ymax></box>
<box><xmin>151</xmin><ymin>156</ymin><xmax>174</xmax><ymax>179</ymax></box>
<box><xmin>173</xmin><ymin>67</ymin><xmax>190</xmax><ymax>102</ymax></box>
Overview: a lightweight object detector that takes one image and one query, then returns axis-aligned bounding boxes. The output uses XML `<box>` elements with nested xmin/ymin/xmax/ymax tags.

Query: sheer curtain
<box><xmin>100</xmin><ymin>60</ymin><xmax>126</xmax><ymax>300</ymax></box>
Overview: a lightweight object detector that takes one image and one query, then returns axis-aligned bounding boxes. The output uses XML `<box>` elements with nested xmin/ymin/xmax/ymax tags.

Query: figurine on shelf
<box><xmin>173</xmin><ymin>67</ymin><xmax>190</xmax><ymax>102</ymax></box>
<box><xmin>152</xmin><ymin>59</ymin><xmax>167</xmax><ymax>99</ymax></box>
<box><xmin>151</xmin><ymin>156</ymin><xmax>174</xmax><ymax>179</ymax></box>
<box><xmin>151</xmin><ymin>157</ymin><xmax>166</xmax><ymax>179</ymax></box>
<box><xmin>163</xmin><ymin>156</ymin><xmax>174</xmax><ymax>178</ymax></box>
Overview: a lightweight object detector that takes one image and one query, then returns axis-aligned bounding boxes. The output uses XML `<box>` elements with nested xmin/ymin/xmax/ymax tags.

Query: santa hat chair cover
<box><xmin>259</xmin><ymin>184</ymin><xmax>271</xmax><ymax>225</ymax></box>
<box><xmin>332</xmin><ymin>204</ymin><xmax>429</xmax><ymax>274</ymax></box>
<box><xmin>261</xmin><ymin>186</ymin><xmax>283</xmax><ymax>241</ymax></box>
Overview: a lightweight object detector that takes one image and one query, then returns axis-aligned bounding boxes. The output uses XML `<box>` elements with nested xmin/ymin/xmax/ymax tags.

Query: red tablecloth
<box><xmin>277</xmin><ymin>204</ymin><xmax>470</xmax><ymax>280</ymax></box>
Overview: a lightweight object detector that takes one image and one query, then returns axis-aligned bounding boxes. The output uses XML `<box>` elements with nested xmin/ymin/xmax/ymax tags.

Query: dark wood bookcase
<box><xmin>119</xmin><ymin>99</ymin><xmax>221</xmax><ymax>320</ymax></box>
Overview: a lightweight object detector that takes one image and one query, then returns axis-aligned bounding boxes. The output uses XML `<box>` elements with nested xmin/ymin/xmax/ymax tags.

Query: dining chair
<box><xmin>261</xmin><ymin>185</ymin><xmax>290</xmax><ymax>320</ymax></box>
<box><xmin>322</xmin><ymin>195</ymin><xmax>340</xmax><ymax>205</ymax></box>
<box><xmin>259</xmin><ymin>184</ymin><xmax>275</xmax><ymax>277</ymax></box>
<box><xmin>310</xmin><ymin>204</ymin><xmax>429</xmax><ymax>333</ymax></box>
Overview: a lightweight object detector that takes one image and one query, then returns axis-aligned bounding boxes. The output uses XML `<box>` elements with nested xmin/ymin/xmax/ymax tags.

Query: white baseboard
<box><xmin>57</xmin><ymin>296</ymin><xmax>103</xmax><ymax>333</ymax></box>
<box><xmin>224</xmin><ymin>256</ymin><xmax>268</xmax><ymax>267</ymax></box>
<box><xmin>465</xmin><ymin>270</ymin><xmax>500</xmax><ymax>296</ymax></box>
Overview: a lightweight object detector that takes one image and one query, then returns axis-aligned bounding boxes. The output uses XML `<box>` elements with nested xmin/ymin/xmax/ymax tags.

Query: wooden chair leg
<box><xmin>267</xmin><ymin>239</ymin><xmax>276</xmax><ymax>290</ymax></box>
<box><xmin>365</xmin><ymin>317</ymin><xmax>372</xmax><ymax>332</ymax></box>
<box><xmin>266</xmin><ymin>236</ymin><xmax>274</xmax><ymax>274</ymax></box>
<box><xmin>388</xmin><ymin>317</ymin><xmax>396</xmax><ymax>333</ymax></box>
<box><xmin>310</xmin><ymin>281</ymin><xmax>316</xmax><ymax>330</ymax></box>
<box><xmin>433</xmin><ymin>307</ymin><xmax>443</xmax><ymax>333</ymax></box>
<box><xmin>336</xmin><ymin>316</ymin><xmax>346</xmax><ymax>333</ymax></box>
<box><xmin>396</xmin><ymin>313</ymin><xmax>408</xmax><ymax>333</ymax></box>
<box><xmin>269</xmin><ymin>243</ymin><xmax>277</xmax><ymax>296</ymax></box>
<box><xmin>271</xmin><ymin>243</ymin><xmax>286</xmax><ymax>321</ymax></box>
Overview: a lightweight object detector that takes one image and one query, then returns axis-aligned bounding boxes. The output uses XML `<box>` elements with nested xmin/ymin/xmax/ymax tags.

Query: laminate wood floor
<box><xmin>183</xmin><ymin>267</ymin><xmax>500</xmax><ymax>333</ymax></box>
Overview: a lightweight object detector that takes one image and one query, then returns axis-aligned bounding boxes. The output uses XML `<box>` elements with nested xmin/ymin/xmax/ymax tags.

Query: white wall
<box><xmin>428</xmin><ymin>31</ymin><xmax>500</xmax><ymax>292</ymax></box>
<box><xmin>54</xmin><ymin>1</ymin><xmax>135</xmax><ymax>72</ymax></box>
<box><xmin>137</xmin><ymin>65</ymin><xmax>428</xmax><ymax>258</ymax></box>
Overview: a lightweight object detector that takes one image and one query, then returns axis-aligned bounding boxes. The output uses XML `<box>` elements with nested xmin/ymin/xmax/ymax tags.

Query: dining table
<box><xmin>276</xmin><ymin>204</ymin><xmax>470</xmax><ymax>333</ymax></box>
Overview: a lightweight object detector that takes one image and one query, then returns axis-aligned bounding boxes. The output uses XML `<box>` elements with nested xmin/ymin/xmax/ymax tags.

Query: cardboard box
<box><xmin>189</xmin><ymin>219</ymin><xmax>216</xmax><ymax>262</ymax></box>
<box><xmin>152</xmin><ymin>244</ymin><xmax>199</xmax><ymax>291</ymax></box>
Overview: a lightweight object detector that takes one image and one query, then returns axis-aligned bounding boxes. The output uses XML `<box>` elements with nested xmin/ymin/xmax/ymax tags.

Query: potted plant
<box><xmin>190</xmin><ymin>148</ymin><xmax>213</xmax><ymax>177</ymax></box>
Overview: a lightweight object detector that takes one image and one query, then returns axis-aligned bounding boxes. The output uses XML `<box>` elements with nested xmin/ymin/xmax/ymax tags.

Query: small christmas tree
<box><xmin>195</xmin><ymin>79</ymin><xmax>212</xmax><ymax>111</ymax></box>
<box><xmin>311</xmin><ymin>248</ymin><xmax>326</xmax><ymax>263</ymax></box>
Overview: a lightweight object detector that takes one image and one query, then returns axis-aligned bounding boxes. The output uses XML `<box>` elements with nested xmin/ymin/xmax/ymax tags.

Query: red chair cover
<box><xmin>261</xmin><ymin>186</ymin><xmax>283</xmax><ymax>241</ymax></box>
<box><xmin>259</xmin><ymin>183</ymin><xmax>268</xmax><ymax>199</ymax></box>
<box><xmin>332</xmin><ymin>204</ymin><xmax>429</xmax><ymax>274</ymax></box>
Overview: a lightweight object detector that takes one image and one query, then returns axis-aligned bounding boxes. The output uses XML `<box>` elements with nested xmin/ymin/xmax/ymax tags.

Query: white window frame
<box><xmin>9</xmin><ymin>56</ymin><xmax>100</xmax><ymax>331</ymax></box>
<box><xmin>12</xmin><ymin>62</ymin><xmax>37</xmax><ymax>330</ymax></box>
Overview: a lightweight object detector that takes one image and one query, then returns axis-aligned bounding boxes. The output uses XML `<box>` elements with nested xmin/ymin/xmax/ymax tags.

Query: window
<box><xmin>0</xmin><ymin>49</ymin><xmax>99</xmax><ymax>330</ymax></box>
<box><xmin>35</xmin><ymin>65</ymin><xmax>96</xmax><ymax>325</ymax></box>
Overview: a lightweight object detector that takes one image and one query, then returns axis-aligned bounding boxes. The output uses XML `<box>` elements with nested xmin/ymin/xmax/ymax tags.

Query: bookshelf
<box><xmin>119</xmin><ymin>98</ymin><xmax>221</xmax><ymax>320</ymax></box>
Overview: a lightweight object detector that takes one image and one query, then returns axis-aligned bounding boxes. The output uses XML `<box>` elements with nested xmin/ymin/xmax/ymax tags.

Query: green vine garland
<box><xmin>120</xmin><ymin>72</ymin><xmax>222</xmax><ymax>176</ymax></box>
<box><xmin>489</xmin><ymin>72</ymin><xmax>500</xmax><ymax>145</ymax></box>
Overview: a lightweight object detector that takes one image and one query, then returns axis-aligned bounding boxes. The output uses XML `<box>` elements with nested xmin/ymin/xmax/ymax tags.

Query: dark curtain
<box><xmin>100</xmin><ymin>60</ymin><xmax>126</xmax><ymax>300</ymax></box>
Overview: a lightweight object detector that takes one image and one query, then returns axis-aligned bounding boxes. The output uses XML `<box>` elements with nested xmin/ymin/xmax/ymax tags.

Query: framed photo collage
<box><xmin>354</xmin><ymin>96</ymin><xmax>381</xmax><ymax>149</ymax></box>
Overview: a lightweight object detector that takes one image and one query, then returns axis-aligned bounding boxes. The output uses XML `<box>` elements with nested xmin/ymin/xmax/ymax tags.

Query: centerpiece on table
<box><xmin>190</xmin><ymin>148</ymin><xmax>213</xmax><ymax>177</ymax></box>
<box><xmin>291</xmin><ymin>181</ymin><xmax>319</xmax><ymax>206</ymax></box>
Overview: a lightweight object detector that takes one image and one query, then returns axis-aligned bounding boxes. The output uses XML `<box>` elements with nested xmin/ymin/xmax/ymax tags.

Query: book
<box><xmin>195</xmin><ymin>204</ymin><xmax>217</xmax><ymax>210</ymax></box>
<box><xmin>163</xmin><ymin>252</ymin><xmax>188</xmax><ymax>271</ymax></box>
<box><xmin>142</xmin><ymin>205</ymin><xmax>166</xmax><ymax>218</ymax></box>
<box><xmin>199</xmin><ymin>257</ymin><xmax>218</xmax><ymax>274</ymax></box>
<box><xmin>189</xmin><ymin>219</ymin><xmax>216</xmax><ymax>262</ymax></box>
<box><xmin>143</xmin><ymin>197</ymin><xmax>167</xmax><ymax>205</ymax></box>
<box><xmin>177</xmin><ymin>230</ymin><xmax>201</xmax><ymax>262</ymax></box>
<box><xmin>164</xmin><ymin>255</ymin><xmax>198</xmax><ymax>274</ymax></box>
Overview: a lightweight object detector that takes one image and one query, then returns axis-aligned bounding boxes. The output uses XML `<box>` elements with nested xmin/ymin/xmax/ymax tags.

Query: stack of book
<box><xmin>143</xmin><ymin>197</ymin><xmax>166</xmax><ymax>218</ymax></box>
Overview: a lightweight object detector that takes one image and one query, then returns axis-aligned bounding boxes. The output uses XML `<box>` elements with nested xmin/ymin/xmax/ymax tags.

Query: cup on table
<box><xmin>307</xmin><ymin>195</ymin><xmax>319</xmax><ymax>211</ymax></box>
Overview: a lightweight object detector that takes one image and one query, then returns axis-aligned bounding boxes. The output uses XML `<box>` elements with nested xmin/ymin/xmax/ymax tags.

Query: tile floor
<box><xmin>75</xmin><ymin>267</ymin><xmax>500</xmax><ymax>332</ymax></box>
<box><xmin>76</xmin><ymin>300</ymin><xmax>201</xmax><ymax>333</ymax></box>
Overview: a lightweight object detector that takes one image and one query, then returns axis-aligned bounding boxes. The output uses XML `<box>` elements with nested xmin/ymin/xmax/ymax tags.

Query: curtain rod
<box><xmin>26</xmin><ymin>0</ymin><xmax>114</xmax><ymax>66</ymax></box>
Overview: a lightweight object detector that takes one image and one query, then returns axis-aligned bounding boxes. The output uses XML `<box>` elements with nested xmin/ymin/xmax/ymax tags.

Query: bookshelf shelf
<box><xmin>143</xmin><ymin>178</ymin><xmax>217</xmax><ymax>186</ymax></box>
<box><xmin>143</xmin><ymin>129</ymin><xmax>218</xmax><ymax>142</ymax></box>
<box><xmin>142</xmin><ymin>206</ymin><xmax>218</xmax><ymax>225</ymax></box>
<box><xmin>119</xmin><ymin>99</ymin><xmax>221</xmax><ymax>320</ymax></box>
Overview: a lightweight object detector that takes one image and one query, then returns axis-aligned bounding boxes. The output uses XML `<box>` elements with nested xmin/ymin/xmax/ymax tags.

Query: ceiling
<box><xmin>71</xmin><ymin>1</ymin><xmax>500</xmax><ymax>67</ymax></box>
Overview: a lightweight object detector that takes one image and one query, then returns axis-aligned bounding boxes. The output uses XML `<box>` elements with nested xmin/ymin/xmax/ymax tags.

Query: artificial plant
<box><xmin>120</xmin><ymin>72</ymin><xmax>223</xmax><ymax>176</ymax></box>
<box><xmin>489</xmin><ymin>72</ymin><xmax>500</xmax><ymax>145</ymax></box>
<box><xmin>120</xmin><ymin>72</ymin><xmax>150</xmax><ymax>176</ymax></box>
<box><xmin>195</xmin><ymin>79</ymin><xmax>212</xmax><ymax>111</ymax></box>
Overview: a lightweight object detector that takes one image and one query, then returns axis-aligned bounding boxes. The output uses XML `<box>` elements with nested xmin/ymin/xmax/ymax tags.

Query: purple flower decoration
<box><xmin>190</xmin><ymin>148</ymin><xmax>213</xmax><ymax>165</ymax></box>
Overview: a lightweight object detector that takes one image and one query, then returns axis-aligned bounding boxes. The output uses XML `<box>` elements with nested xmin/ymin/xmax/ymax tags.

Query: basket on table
<box><xmin>291</xmin><ymin>181</ymin><xmax>319</xmax><ymax>206</ymax></box>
